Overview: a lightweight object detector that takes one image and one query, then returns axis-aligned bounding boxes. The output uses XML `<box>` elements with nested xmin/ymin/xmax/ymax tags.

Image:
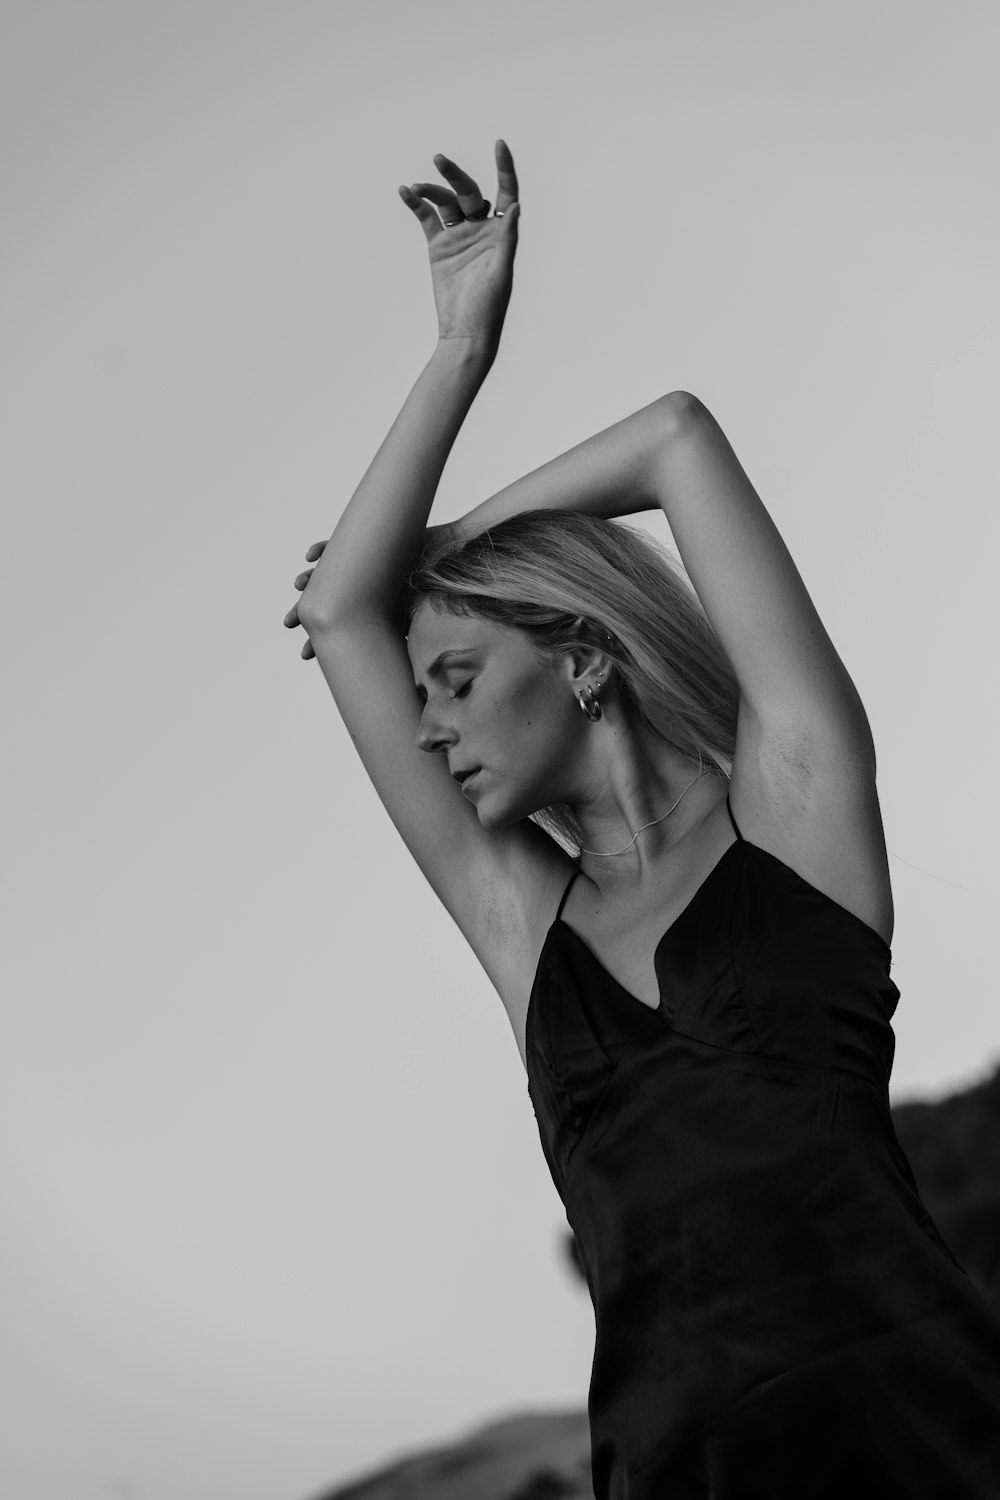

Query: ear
<box><xmin>563</xmin><ymin>644</ymin><xmax>613</xmax><ymax>693</ymax></box>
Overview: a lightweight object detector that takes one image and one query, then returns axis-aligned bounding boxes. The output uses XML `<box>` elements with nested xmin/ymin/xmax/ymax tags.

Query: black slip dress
<box><xmin>525</xmin><ymin>795</ymin><xmax>1000</xmax><ymax>1498</ymax></box>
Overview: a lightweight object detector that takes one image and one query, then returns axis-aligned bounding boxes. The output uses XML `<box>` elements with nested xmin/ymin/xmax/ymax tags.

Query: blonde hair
<box><xmin>402</xmin><ymin>510</ymin><xmax>739</xmax><ymax>856</ymax></box>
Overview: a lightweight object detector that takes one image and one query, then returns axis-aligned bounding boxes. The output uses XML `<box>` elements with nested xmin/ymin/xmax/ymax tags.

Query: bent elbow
<box><xmin>658</xmin><ymin>390</ymin><xmax>709</xmax><ymax>436</ymax></box>
<box><xmin>659</xmin><ymin>390</ymin><xmax>707</xmax><ymax>426</ymax></box>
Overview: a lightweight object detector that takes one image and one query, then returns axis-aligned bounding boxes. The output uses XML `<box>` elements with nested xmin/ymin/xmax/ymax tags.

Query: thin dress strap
<box><xmin>726</xmin><ymin>794</ymin><xmax>744</xmax><ymax>842</ymax></box>
<box><xmin>555</xmin><ymin>867</ymin><xmax>584</xmax><ymax>921</ymax></box>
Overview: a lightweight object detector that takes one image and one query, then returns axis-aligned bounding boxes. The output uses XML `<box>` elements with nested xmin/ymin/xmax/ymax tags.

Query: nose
<box><xmin>416</xmin><ymin>703</ymin><xmax>455</xmax><ymax>755</ymax></box>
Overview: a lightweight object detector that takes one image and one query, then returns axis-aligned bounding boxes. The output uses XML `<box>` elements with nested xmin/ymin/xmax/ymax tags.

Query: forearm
<box><xmin>299</xmin><ymin>338</ymin><xmax>493</xmax><ymax>627</ymax></box>
<box><xmin>450</xmin><ymin>394</ymin><xmax>673</xmax><ymax>539</ymax></box>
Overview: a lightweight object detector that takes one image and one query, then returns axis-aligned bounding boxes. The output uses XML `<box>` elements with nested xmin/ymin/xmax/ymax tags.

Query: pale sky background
<box><xmin>3</xmin><ymin>2</ymin><xmax>998</xmax><ymax>1498</ymax></box>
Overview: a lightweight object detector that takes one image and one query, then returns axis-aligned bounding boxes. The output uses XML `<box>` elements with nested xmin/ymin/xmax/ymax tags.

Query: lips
<box><xmin>456</xmin><ymin>768</ymin><xmax>480</xmax><ymax>790</ymax></box>
<box><xmin>451</xmin><ymin>766</ymin><xmax>480</xmax><ymax>784</ymax></box>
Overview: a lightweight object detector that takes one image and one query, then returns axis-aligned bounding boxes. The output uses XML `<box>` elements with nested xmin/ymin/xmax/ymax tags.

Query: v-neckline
<box><xmin>546</xmin><ymin>836</ymin><xmax>743</xmax><ymax>1014</ymax></box>
<box><xmin>529</xmin><ymin>832</ymin><xmax>894</xmax><ymax>1036</ymax></box>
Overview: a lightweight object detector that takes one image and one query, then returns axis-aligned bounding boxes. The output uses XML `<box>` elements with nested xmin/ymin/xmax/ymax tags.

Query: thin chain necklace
<box><xmin>578</xmin><ymin>770</ymin><xmax>712</xmax><ymax>857</ymax></box>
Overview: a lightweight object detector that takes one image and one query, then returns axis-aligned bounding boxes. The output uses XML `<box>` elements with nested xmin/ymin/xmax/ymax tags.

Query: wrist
<box><xmin>431</xmin><ymin>334</ymin><xmax>498</xmax><ymax>376</ymax></box>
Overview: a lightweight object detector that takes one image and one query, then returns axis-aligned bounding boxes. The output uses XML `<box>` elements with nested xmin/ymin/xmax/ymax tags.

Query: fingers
<box><xmin>410</xmin><ymin>181</ymin><xmax>464</xmax><ymax>225</ymax></box>
<box><xmin>284</xmin><ymin>592</ymin><xmax>317</xmax><ymax>659</ymax></box>
<box><xmin>283</xmin><ymin>566</ymin><xmax>313</xmax><ymax>624</ymax></box>
<box><xmin>284</xmin><ymin>542</ymin><xmax>326</xmax><ymax>641</ymax></box>
<box><xmin>432</xmin><ymin>153</ymin><xmax>489</xmax><ymax>217</ymax></box>
<box><xmin>398</xmin><ymin>184</ymin><xmax>443</xmax><ymax>243</ymax></box>
<box><xmin>400</xmin><ymin>145</ymin><xmax>519</xmax><ymax>231</ymax></box>
<box><xmin>494</xmin><ymin>139</ymin><xmax>519</xmax><ymax>216</ymax></box>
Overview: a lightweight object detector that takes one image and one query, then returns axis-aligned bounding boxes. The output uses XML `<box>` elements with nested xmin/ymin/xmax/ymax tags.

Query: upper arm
<box><xmin>301</xmin><ymin>614</ymin><xmax>574</xmax><ymax>1013</ymax></box>
<box><xmin>649</xmin><ymin>393</ymin><xmax>892</xmax><ymax>940</ymax></box>
<box><xmin>650</xmin><ymin>391</ymin><xmax>874</xmax><ymax>761</ymax></box>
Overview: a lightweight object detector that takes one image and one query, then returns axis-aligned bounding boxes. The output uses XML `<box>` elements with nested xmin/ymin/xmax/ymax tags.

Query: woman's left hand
<box><xmin>284</xmin><ymin>525</ymin><xmax>455</xmax><ymax>658</ymax></box>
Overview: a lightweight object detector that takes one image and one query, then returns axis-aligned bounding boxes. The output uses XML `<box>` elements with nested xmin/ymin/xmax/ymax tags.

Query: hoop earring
<box><xmin>577</xmin><ymin>684</ymin><xmax>602</xmax><ymax>722</ymax></box>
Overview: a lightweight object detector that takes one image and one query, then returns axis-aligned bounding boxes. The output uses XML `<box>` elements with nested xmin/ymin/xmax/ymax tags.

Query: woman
<box><xmin>284</xmin><ymin>142</ymin><xmax>1000</xmax><ymax>1497</ymax></box>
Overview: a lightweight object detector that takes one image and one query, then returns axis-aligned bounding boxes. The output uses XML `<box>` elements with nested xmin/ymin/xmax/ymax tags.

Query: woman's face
<box><xmin>406</xmin><ymin>600</ymin><xmax>590</xmax><ymax>828</ymax></box>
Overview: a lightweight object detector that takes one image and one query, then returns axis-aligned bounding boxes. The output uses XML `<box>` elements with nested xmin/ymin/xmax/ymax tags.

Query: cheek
<box><xmin>506</xmin><ymin>670</ymin><xmax>564</xmax><ymax>723</ymax></box>
<box><xmin>495</xmin><ymin>682</ymin><xmax>575</xmax><ymax>768</ymax></box>
<box><xmin>493</xmin><ymin>686</ymin><xmax>544</xmax><ymax>746</ymax></box>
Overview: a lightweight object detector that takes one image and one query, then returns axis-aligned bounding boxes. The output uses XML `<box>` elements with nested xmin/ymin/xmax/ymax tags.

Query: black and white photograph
<box><xmin>5</xmin><ymin>3</ymin><xmax>1000</xmax><ymax>1497</ymax></box>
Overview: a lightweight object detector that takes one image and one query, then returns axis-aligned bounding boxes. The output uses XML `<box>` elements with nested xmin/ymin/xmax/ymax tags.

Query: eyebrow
<box><xmin>413</xmin><ymin>648</ymin><xmax>478</xmax><ymax>694</ymax></box>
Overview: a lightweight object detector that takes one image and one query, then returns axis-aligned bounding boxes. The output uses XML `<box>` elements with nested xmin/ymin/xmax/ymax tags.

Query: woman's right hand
<box><xmin>398</xmin><ymin>140</ymin><xmax>520</xmax><ymax>352</ymax></box>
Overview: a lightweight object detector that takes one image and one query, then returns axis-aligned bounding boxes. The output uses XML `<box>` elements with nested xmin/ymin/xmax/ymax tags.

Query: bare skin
<box><xmin>405</xmin><ymin>598</ymin><xmax>742</xmax><ymax>1021</ymax></box>
<box><xmin>284</xmin><ymin>140</ymin><xmax>893</xmax><ymax>1063</ymax></box>
<box><xmin>406</xmin><ymin>598</ymin><xmax>726</xmax><ymax>893</ymax></box>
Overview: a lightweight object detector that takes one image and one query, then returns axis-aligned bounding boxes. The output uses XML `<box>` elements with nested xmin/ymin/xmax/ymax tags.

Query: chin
<box><xmin>469</xmin><ymin>786</ymin><xmax>508</xmax><ymax>831</ymax></box>
<box><xmin>477</xmin><ymin>803</ymin><xmax>511</xmax><ymax>832</ymax></box>
<box><xmin>478</xmin><ymin>789</ymin><xmax>540</xmax><ymax>833</ymax></box>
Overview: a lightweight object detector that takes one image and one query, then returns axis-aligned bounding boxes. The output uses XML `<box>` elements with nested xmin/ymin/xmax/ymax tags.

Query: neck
<box><xmin>569</xmin><ymin>715</ymin><xmax>724</xmax><ymax>877</ymax></box>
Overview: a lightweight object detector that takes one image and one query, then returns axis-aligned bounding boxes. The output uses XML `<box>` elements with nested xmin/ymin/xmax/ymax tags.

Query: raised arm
<box><xmin>647</xmin><ymin>392</ymin><xmax>892</xmax><ymax>944</ymax></box>
<box><xmin>436</xmin><ymin>385</ymin><xmax>892</xmax><ymax>940</ymax></box>
<box><xmin>647</xmin><ymin>392</ymin><xmax>874</xmax><ymax>760</ymax></box>
<box><xmin>294</xmin><ymin>143</ymin><xmax>520</xmax><ymax>633</ymax></box>
<box><xmin>449</xmin><ymin>386</ymin><xmax>875</xmax><ymax>762</ymax></box>
<box><xmin>448</xmin><ymin>397</ymin><xmax>667</xmax><ymax>538</ymax></box>
<box><xmin>292</xmin><ymin>389</ymin><xmax>705</xmax><ymax>654</ymax></box>
<box><xmin>286</xmin><ymin>144</ymin><xmax>580</xmax><ymax>1058</ymax></box>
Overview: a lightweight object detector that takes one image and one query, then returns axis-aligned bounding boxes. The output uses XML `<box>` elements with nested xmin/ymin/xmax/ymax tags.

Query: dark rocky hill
<box><xmin>312</xmin><ymin>1412</ymin><xmax>593</xmax><ymax>1500</ymax></box>
<box><xmin>314</xmin><ymin>1059</ymin><xmax>1000</xmax><ymax>1500</ymax></box>
<box><xmin>892</xmin><ymin>1060</ymin><xmax>1000</xmax><ymax>1305</ymax></box>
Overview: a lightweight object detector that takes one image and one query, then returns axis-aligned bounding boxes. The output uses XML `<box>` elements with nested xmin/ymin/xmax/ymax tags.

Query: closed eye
<box><xmin>450</xmin><ymin>681</ymin><xmax>472</xmax><ymax>699</ymax></box>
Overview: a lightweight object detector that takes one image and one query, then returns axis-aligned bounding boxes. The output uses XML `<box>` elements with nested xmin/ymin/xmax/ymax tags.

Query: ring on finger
<box><xmin>443</xmin><ymin>199</ymin><xmax>505</xmax><ymax>229</ymax></box>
